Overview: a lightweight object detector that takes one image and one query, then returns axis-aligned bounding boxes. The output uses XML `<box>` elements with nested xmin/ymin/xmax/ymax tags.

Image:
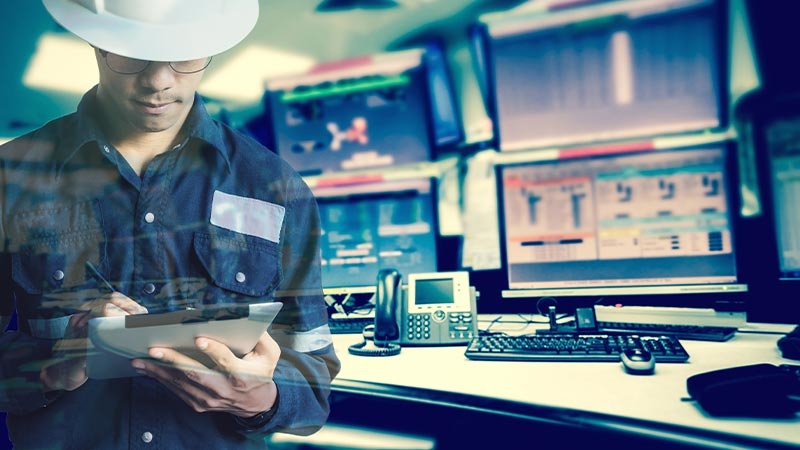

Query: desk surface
<box><xmin>330</xmin><ymin>316</ymin><xmax>799</xmax><ymax>449</ymax></box>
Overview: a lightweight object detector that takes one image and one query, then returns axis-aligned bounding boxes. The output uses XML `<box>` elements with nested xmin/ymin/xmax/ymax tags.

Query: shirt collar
<box><xmin>57</xmin><ymin>86</ymin><xmax>233</xmax><ymax>172</ymax></box>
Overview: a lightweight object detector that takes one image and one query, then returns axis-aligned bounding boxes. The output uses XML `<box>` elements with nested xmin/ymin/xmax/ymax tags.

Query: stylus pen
<box><xmin>85</xmin><ymin>261</ymin><xmax>116</xmax><ymax>293</ymax></box>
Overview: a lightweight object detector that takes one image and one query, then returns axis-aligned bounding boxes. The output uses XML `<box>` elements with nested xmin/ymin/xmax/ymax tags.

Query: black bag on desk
<box><xmin>686</xmin><ymin>363</ymin><xmax>799</xmax><ymax>418</ymax></box>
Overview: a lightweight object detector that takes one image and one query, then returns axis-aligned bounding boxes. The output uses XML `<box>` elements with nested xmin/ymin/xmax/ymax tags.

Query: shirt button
<box><xmin>102</xmin><ymin>145</ymin><xmax>111</xmax><ymax>154</ymax></box>
<box><xmin>235</xmin><ymin>272</ymin><xmax>246</xmax><ymax>283</ymax></box>
<box><xmin>141</xmin><ymin>431</ymin><xmax>153</xmax><ymax>443</ymax></box>
<box><xmin>144</xmin><ymin>212</ymin><xmax>155</xmax><ymax>223</ymax></box>
<box><xmin>52</xmin><ymin>270</ymin><xmax>65</xmax><ymax>281</ymax></box>
<box><xmin>143</xmin><ymin>283</ymin><xmax>156</xmax><ymax>295</ymax></box>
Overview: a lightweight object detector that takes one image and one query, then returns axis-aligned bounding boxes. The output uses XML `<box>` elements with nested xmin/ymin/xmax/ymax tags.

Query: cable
<box><xmin>348</xmin><ymin>324</ymin><xmax>401</xmax><ymax>357</ymax></box>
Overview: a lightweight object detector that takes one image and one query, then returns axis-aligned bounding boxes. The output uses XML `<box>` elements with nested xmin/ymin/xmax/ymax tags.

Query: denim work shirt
<box><xmin>0</xmin><ymin>87</ymin><xmax>340</xmax><ymax>449</ymax></box>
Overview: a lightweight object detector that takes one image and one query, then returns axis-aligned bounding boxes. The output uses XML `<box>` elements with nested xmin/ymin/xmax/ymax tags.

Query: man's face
<box><xmin>94</xmin><ymin>48</ymin><xmax>206</xmax><ymax>135</ymax></box>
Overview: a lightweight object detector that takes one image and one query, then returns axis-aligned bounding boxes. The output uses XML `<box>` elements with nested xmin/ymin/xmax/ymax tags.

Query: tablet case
<box><xmin>777</xmin><ymin>325</ymin><xmax>800</xmax><ymax>361</ymax></box>
<box><xmin>686</xmin><ymin>363</ymin><xmax>799</xmax><ymax>418</ymax></box>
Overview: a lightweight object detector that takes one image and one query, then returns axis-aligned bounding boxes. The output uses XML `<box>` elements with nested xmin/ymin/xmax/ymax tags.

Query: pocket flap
<box><xmin>194</xmin><ymin>229</ymin><xmax>280</xmax><ymax>297</ymax></box>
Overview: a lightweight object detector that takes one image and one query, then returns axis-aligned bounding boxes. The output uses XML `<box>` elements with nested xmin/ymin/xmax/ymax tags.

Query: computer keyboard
<box><xmin>465</xmin><ymin>333</ymin><xmax>690</xmax><ymax>362</ymax></box>
<box><xmin>560</xmin><ymin>320</ymin><xmax>737</xmax><ymax>342</ymax></box>
<box><xmin>328</xmin><ymin>316</ymin><xmax>374</xmax><ymax>334</ymax></box>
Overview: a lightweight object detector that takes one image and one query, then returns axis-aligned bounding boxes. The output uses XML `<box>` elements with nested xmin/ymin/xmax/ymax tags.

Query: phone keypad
<box><xmin>406</xmin><ymin>314</ymin><xmax>431</xmax><ymax>341</ymax></box>
<box><xmin>404</xmin><ymin>311</ymin><xmax>476</xmax><ymax>342</ymax></box>
<box><xmin>448</xmin><ymin>312</ymin><xmax>475</xmax><ymax>340</ymax></box>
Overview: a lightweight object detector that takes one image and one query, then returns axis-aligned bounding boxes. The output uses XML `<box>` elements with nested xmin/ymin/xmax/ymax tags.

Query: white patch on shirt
<box><xmin>271</xmin><ymin>324</ymin><xmax>334</xmax><ymax>353</ymax></box>
<box><xmin>210</xmin><ymin>191</ymin><xmax>285</xmax><ymax>243</ymax></box>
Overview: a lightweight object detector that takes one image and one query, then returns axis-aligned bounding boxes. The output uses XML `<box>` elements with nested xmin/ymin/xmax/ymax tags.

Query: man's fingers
<box><xmin>195</xmin><ymin>336</ymin><xmax>275</xmax><ymax>384</ymax></box>
<box><xmin>194</xmin><ymin>338</ymin><xmax>237</xmax><ymax>371</ymax></box>
<box><xmin>74</xmin><ymin>292</ymin><xmax>147</xmax><ymax>317</ymax></box>
<box><xmin>146</xmin><ymin>347</ymin><xmax>207</xmax><ymax>373</ymax></box>
<box><xmin>247</xmin><ymin>332</ymin><xmax>280</xmax><ymax>360</ymax></box>
<box><xmin>132</xmin><ymin>353</ymin><xmax>221</xmax><ymax>409</ymax></box>
<box><xmin>69</xmin><ymin>311</ymin><xmax>92</xmax><ymax>331</ymax></box>
<box><xmin>107</xmin><ymin>293</ymin><xmax>148</xmax><ymax>315</ymax></box>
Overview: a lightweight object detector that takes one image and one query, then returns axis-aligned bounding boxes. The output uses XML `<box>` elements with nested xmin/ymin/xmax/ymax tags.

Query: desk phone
<box><xmin>398</xmin><ymin>271</ymin><xmax>477</xmax><ymax>346</ymax></box>
<box><xmin>351</xmin><ymin>270</ymin><xmax>478</xmax><ymax>357</ymax></box>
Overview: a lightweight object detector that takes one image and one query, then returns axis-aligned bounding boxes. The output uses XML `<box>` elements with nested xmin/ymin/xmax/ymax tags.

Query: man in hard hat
<box><xmin>0</xmin><ymin>1</ymin><xmax>340</xmax><ymax>448</ymax></box>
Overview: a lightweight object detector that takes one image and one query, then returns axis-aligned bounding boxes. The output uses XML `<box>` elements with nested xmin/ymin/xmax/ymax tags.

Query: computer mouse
<box><xmin>621</xmin><ymin>348</ymin><xmax>656</xmax><ymax>375</ymax></box>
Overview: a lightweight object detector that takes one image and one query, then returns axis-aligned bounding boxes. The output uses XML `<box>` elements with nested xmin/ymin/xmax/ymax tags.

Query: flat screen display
<box><xmin>486</xmin><ymin>0</ymin><xmax>726</xmax><ymax>151</ymax></box>
<box><xmin>414</xmin><ymin>278</ymin><xmax>455</xmax><ymax>306</ymax></box>
<box><xmin>497</xmin><ymin>144</ymin><xmax>745</xmax><ymax>298</ymax></box>
<box><xmin>313</xmin><ymin>177</ymin><xmax>439</xmax><ymax>290</ymax></box>
<box><xmin>743</xmin><ymin>101</ymin><xmax>800</xmax><ymax>324</ymax></box>
<box><xmin>423</xmin><ymin>40</ymin><xmax>463</xmax><ymax>148</ymax></box>
<box><xmin>764</xmin><ymin>116</ymin><xmax>800</xmax><ymax>280</ymax></box>
<box><xmin>265</xmin><ymin>50</ymin><xmax>434</xmax><ymax>176</ymax></box>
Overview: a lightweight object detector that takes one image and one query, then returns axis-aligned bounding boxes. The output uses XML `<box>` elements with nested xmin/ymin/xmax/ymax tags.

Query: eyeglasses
<box><xmin>98</xmin><ymin>49</ymin><xmax>211</xmax><ymax>75</ymax></box>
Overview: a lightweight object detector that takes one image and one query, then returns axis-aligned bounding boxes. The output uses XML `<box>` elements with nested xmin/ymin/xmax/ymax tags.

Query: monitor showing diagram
<box><xmin>265</xmin><ymin>49</ymin><xmax>434</xmax><ymax>176</ymax></box>
<box><xmin>313</xmin><ymin>177</ymin><xmax>439</xmax><ymax>290</ymax></box>
<box><xmin>498</xmin><ymin>145</ymin><xmax>744</xmax><ymax>297</ymax></box>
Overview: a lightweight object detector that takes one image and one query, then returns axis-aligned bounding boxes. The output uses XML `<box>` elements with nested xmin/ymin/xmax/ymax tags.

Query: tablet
<box><xmin>87</xmin><ymin>302</ymin><xmax>283</xmax><ymax>379</ymax></box>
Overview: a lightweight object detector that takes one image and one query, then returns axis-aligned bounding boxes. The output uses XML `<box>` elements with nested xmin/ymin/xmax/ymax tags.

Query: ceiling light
<box><xmin>23</xmin><ymin>33</ymin><xmax>97</xmax><ymax>93</ymax></box>
<box><xmin>199</xmin><ymin>45</ymin><xmax>316</xmax><ymax>104</ymax></box>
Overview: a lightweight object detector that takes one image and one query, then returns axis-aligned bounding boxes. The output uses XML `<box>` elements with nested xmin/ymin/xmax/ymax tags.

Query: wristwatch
<box><xmin>235</xmin><ymin>395</ymin><xmax>279</xmax><ymax>430</ymax></box>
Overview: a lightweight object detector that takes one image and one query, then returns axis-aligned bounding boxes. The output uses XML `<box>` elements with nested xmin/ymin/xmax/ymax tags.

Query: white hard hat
<box><xmin>42</xmin><ymin>0</ymin><xmax>259</xmax><ymax>62</ymax></box>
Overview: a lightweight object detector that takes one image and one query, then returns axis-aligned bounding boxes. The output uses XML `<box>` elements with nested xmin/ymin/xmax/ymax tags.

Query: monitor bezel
<box><xmin>422</xmin><ymin>39</ymin><xmax>465</xmax><ymax>152</ymax></box>
<box><xmin>264</xmin><ymin>51</ymin><xmax>435</xmax><ymax>177</ymax></box>
<box><xmin>483</xmin><ymin>141</ymin><xmax>749</xmax><ymax>316</ymax></box>
<box><xmin>741</xmin><ymin>93</ymin><xmax>800</xmax><ymax>324</ymax></box>
<box><xmin>483</xmin><ymin>0</ymin><xmax>730</xmax><ymax>153</ymax></box>
<box><xmin>314</xmin><ymin>176</ymin><xmax>444</xmax><ymax>293</ymax></box>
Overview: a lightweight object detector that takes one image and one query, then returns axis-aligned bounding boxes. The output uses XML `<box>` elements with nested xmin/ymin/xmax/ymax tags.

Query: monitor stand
<box><xmin>593</xmin><ymin>305</ymin><xmax>747</xmax><ymax>328</ymax></box>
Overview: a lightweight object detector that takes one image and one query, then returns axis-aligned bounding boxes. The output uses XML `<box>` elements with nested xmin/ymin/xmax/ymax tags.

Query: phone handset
<box><xmin>373</xmin><ymin>268</ymin><xmax>401</xmax><ymax>345</ymax></box>
<box><xmin>347</xmin><ymin>268</ymin><xmax>403</xmax><ymax>357</ymax></box>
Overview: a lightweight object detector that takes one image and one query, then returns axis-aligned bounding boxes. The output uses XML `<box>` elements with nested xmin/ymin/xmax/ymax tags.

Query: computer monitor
<box><xmin>483</xmin><ymin>0</ymin><xmax>727</xmax><ymax>151</ymax></box>
<box><xmin>495</xmin><ymin>143</ymin><xmax>748</xmax><ymax>318</ymax></box>
<box><xmin>762</xmin><ymin>119</ymin><xmax>800</xmax><ymax>281</ymax></box>
<box><xmin>744</xmin><ymin>97</ymin><xmax>800</xmax><ymax>324</ymax></box>
<box><xmin>263</xmin><ymin>46</ymin><xmax>461</xmax><ymax>176</ymax></box>
<box><xmin>467</xmin><ymin>23</ymin><xmax>492</xmax><ymax>116</ymax></box>
<box><xmin>312</xmin><ymin>176</ymin><xmax>440</xmax><ymax>294</ymax></box>
<box><xmin>465</xmin><ymin>22</ymin><xmax>497</xmax><ymax>144</ymax></box>
<box><xmin>422</xmin><ymin>40</ymin><xmax>463</xmax><ymax>150</ymax></box>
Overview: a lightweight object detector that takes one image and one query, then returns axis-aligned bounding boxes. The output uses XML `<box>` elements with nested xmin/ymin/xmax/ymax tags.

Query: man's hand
<box><xmin>40</xmin><ymin>292</ymin><xmax>148</xmax><ymax>392</ymax></box>
<box><xmin>131</xmin><ymin>332</ymin><xmax>281</xmax><ymax>418</ymax></box>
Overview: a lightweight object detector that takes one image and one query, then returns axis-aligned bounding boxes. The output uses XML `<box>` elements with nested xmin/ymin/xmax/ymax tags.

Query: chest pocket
<box><xmin>9</xmin><ymin>200</ymin><xmax>106</xmax><ymax>294</ymax></box>
<box><xmin>194</xmin><ymin>227</ymin><xmax>281</xmax><ymax>298</ymax></box>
